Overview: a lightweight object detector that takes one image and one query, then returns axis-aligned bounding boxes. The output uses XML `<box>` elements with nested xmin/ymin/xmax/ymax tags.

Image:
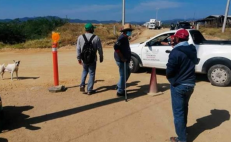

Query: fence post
<box><xmin>197</xmin><ymin>24</ymin><xmax>199</xmax><ymax>30</ymax></box>
<box><xmin>113</xmin><ymin>25</ymin><xmax>116</xmax><ymax>35</ymax></box>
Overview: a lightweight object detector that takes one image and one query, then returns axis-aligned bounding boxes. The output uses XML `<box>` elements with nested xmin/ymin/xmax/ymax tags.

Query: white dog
<box><xmin>2</xmin><ymin>60</ymin><xmax>20</xmax><ymax>80</ymax></box>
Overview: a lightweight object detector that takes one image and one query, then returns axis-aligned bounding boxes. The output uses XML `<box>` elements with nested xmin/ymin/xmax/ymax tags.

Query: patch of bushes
<box><xmin>0</xmin><ymin>17</ymin><xmax>67</xmax><ymax>44</ymax></box>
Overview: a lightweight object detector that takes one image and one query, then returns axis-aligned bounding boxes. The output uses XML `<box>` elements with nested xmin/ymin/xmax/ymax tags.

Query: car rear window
<box><xmin>189</xmin><ymin>30</ymin><xmax>206</xmax><ymax>44</ymax></box>
<box><xmin>179</xmin><ymin>22</ymin><xmax>190</xmax><ymax>26</ymax></box>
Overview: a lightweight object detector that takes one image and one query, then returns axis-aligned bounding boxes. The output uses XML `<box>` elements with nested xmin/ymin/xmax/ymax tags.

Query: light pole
<box><xmin>222</xmin><ymin>0</ymin><xmax>230</xmax><ymax>33</ymax></box>
<box><xmin>122</xmin><ymin>0</ymin><xmax>125</xmax><ymax>25</ymax></box>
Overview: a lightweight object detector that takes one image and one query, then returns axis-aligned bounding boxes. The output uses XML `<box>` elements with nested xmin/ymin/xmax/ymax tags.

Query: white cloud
<box><xmin>141</xmin><ymin>1</ymin><xmax>182</xmax><ymax>9</ymax></box>
<box><xmin>62</xmin><ymin>4</ymin><xmax>120</xmax><ymax>14</ymax></box>
<box><xmin>128</xmin><ymin>0</ymin><xmax>183</xmax><ymax>13</ymax></box>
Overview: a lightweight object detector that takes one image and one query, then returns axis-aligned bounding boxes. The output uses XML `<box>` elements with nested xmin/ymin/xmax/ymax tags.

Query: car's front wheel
<box><xmin>129</xmin><ymin>56</ymin><xmax>140</xmax><ymax>73</ymax></box>
<box><xmin>207</xmin><ymin>64</ymin><xmax>231</xmax><ymax>87</ymax></box>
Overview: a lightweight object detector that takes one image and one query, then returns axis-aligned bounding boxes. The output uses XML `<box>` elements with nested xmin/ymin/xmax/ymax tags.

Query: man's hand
<box><xmin>78</xmin><ymin>60</ymin><xmax>82</xmax><ymax>65</ymax></box>
<box><xmin>100</xmin><ymin>56</ymin><xmax>103</xmax><ymax>63</ymax></box>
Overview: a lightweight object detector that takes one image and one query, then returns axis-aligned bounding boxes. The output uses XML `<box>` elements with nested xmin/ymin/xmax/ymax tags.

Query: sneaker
<box><xmin>87</xmin><ymin>90</ymin><xmax>96</xmax><ymax>95</ymax></box>
<box><xmin>170</xmin><ymin>137</ymin><xmax>181</xmax><ymax>142</ymax></box>
<box><xmin>117</xmin><ymin>91</ymin><xmax>125</xmax><ymax>97</ymax></box>
<box><xmin>80</xmin><ymin>86</ymin><xmax>85</xmax><ymax>92</ymax></box>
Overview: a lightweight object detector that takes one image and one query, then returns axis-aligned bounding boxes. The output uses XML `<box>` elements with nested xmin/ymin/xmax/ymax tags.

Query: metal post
<box><xmin>124</xmin><ymin>62</ymin><xmax>127</xmax><ymax>102</ymax></box>
<box><xmin>113</xmin><ymin>25</ymin><xmax>116</xmax><ymax>35</ymax></box>
<box><xmin>222</xmin><ymin>0</ymin><xmax>230</xmax><ymax>33</ymax></box>
<box><xmin>122</xmin><ymin>0</ymin><xmax>125</xmax><ymax>25</ymax></box>
<box><xmin>156</xmin><ymin>8</ymin><xmax>159</xmax><ymax>20</ymax></box>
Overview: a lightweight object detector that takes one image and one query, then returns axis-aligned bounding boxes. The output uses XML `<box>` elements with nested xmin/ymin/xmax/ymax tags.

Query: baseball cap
<box><xmin>174</xmin><ymin>29</ymin><xmax>189</xmax><ymax>39</ymax></box>
<box><xmin>85</xmin><ymin>23</ymin><xmax>96</xmax><ymax>31</ymax></box>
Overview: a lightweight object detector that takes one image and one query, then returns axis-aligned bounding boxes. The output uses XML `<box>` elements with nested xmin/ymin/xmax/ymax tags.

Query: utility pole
<box><xmin>156</xmin><ymin>8</ymin><xmax>159</xmax><ymax>20</ymax></box>
<box><xmin>122</xmin><ymin>0</ymin><xmax>125</xmax><ymax>25</ymax></box>
<box><xmin>222</xmin><ymin>0</ymin><xmax>230</xmax><ymax>33</ymax></box>
<box><xmin>193</xmin><ymin>12</ymin><xmax>195</xmax><ymax>21</ymax></box>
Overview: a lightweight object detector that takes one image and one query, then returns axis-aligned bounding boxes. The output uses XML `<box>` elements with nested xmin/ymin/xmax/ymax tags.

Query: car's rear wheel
<box><xmin>207</xmin><ymin>64</ymin><xmax>231</xmax><ymax>87</ymax></box>
<box><xmin>129</xmin><ymin>56</ymin><xmax>140</xmax><ymax>73</ymax></box>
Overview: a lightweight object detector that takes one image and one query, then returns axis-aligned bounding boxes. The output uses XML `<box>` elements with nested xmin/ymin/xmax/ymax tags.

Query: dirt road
<box><xmin>0</xmin><ymin>29</ymin><xmax>230</xmax><ymax>142</ymax></box>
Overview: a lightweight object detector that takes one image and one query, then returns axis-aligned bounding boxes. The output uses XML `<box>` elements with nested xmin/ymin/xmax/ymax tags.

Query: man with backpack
<box><xmin>77</xmin><ymin>23</ymin><xmax>103</xmax><ymax>95</ymax></box>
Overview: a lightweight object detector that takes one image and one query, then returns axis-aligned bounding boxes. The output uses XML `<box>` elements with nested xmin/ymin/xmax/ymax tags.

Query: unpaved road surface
<box><xmin>0</xmin><ymin>29</ymin><xmax>231</xmax><ymax>142</ymax></box>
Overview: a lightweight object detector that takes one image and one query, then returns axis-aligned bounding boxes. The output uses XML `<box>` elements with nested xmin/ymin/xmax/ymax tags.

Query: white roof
<box><xmin>210</xmin><ymin>15</ymin><xmax>221</xmax><ymax>18</ymax></box>
<box><xmin>210</xmin><ymin>15</ymin><xmax>231</xmax><ymax>18</ymax></box>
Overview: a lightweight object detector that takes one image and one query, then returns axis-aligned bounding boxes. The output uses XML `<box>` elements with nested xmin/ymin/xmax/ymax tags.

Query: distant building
<box><xmin>195</xmin><ymin>15</ymin><xmax>231</xmax><ymax>27</ymax></box>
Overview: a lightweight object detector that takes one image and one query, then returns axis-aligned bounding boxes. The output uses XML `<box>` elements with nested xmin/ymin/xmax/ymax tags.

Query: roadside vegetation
<box><xmin>199</xmin><ymin>27</ymin><xmax>231</xmax><ymax>40</ymax></box>
<box><xmin>162</xmin><ymin>23</ymin><xmax>231</xmax><ymax>40</ymax></box>
<box><xmin>0</xmin><ymin>17</ymin><xmax>67</xmax><ymax>49</ymax></box>
<box><xmin>0</xmin><ymin>18</ymin><xmax>143</xmax><ymax>49</ymax></box>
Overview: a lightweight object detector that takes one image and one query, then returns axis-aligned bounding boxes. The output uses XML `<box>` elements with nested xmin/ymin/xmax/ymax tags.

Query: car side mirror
<box><xmin>145</xmin><ymin>42</ymin><xmax>150</xmax><ymax>46</ymax></box>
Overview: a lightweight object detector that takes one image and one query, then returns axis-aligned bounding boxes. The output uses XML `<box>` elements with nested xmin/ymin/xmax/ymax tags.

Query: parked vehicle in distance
<box><xmin>170</xmin><ymin>23</ymin><xmax>175</xmax><ymax>30</ymax></box>
<box><xmin>174</xmin><ymin>21</ymin><xmax>192</xmax><ymax>30</ymax></box>
<box><xmin>148</xmin><ymin>19</ymin><xmax>162</xmax><ymax>30</ymax></box>
<box><xmin>129</xmin><ymin>29</ymin><xmax>231</xmax><ymax>87</ymax></box>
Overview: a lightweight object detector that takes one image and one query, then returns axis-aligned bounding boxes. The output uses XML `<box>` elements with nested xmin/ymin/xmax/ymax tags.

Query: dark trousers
<box><xmin>171</xmin><ymin>85</ymin><xmax>194</xmax><ymax>142</ymax></box>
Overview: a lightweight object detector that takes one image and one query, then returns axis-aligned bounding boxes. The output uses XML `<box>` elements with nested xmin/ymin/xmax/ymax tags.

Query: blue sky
<box><xmin>0</xmin><ymin>0</ymin><xmax>230</xmax><ymax>22</ymax></box>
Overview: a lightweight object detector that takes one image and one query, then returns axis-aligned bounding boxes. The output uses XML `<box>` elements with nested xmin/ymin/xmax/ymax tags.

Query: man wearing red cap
<box><xmin>166</xmin><ymin>29</ymin><xmax>198</xmax><ymax>142</ymax></box>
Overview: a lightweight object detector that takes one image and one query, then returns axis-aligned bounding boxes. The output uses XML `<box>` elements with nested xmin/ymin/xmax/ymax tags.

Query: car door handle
<box><xmin>165</xmin><ymin>50</ymin><xmax>171</xmax><ymax>53</ymax></box>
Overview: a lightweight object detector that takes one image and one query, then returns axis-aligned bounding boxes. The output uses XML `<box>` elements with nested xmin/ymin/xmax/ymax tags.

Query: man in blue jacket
<box><xmin>166</xmin><ymin>29</ymin><xmax>198</xmax><ymax>142</ymax></box>
<box><xmin>114</xmin><ymin>23</ymin><xmax>133</xmax><ymax>96</ymax></box>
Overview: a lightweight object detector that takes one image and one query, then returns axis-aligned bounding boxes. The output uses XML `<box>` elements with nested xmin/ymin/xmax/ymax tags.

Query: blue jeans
<box><xmin>116</xmin><ymin>62</ymin><xmax>131</xmax><ymax>93</ymax></box>
<box><xmin>80</xmin><ymin>62</ymin><xmax>96</xmax><ymax>92</ymax></box>
<box><xmin>171</xmin><ymin>85</ymin><xmax>194</xmax><ymax>142</ymax></box>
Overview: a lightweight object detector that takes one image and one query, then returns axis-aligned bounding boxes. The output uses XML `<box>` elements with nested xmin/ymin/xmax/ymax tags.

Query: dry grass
<box><xmin>56</xmin><ymin>23</ymin><xmax>143</xmax><ymax>47</ymax></box>
<box><xmin>0</xmin><ymin>23</ymin><xmax>143</xmax><ymax>49</ymax></box>
<box><xmin>199</xmin><ymin>27</ymin><xmax>231</xmax><ymax>40</ymax></box>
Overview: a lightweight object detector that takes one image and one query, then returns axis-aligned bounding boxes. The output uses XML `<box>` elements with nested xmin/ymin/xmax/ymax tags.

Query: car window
<box><xmin>149</xmin><ymin>33</ymin><xmax>174</xmax><ymax>46</ymax></box>
<box><xmin>179</xmin><ymin>23</ymin><xmax>190</xmax><ymax>26</ymax></box>
<box><xmin>189</xmin><ymin>30</ymin><xmax>206</xmax><ymax>44</ymax></box>
<box><xmin>163</xmin><ymin>33</ymin><xmax>174</xmax><ymax>42</ymax></box>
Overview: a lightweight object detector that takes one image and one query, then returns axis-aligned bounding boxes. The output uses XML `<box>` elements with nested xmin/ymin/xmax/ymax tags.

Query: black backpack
<box><xmin>81</xmin><ymin>34</ymin><xmax>96</xmax><ymax>64</ymax></box>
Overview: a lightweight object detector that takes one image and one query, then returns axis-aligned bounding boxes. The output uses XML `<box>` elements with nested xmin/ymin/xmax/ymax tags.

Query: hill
<box><xmin>0</xmin><ymin>16</ymin><xmax>197</xmax><ymax>25</ymax></box>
